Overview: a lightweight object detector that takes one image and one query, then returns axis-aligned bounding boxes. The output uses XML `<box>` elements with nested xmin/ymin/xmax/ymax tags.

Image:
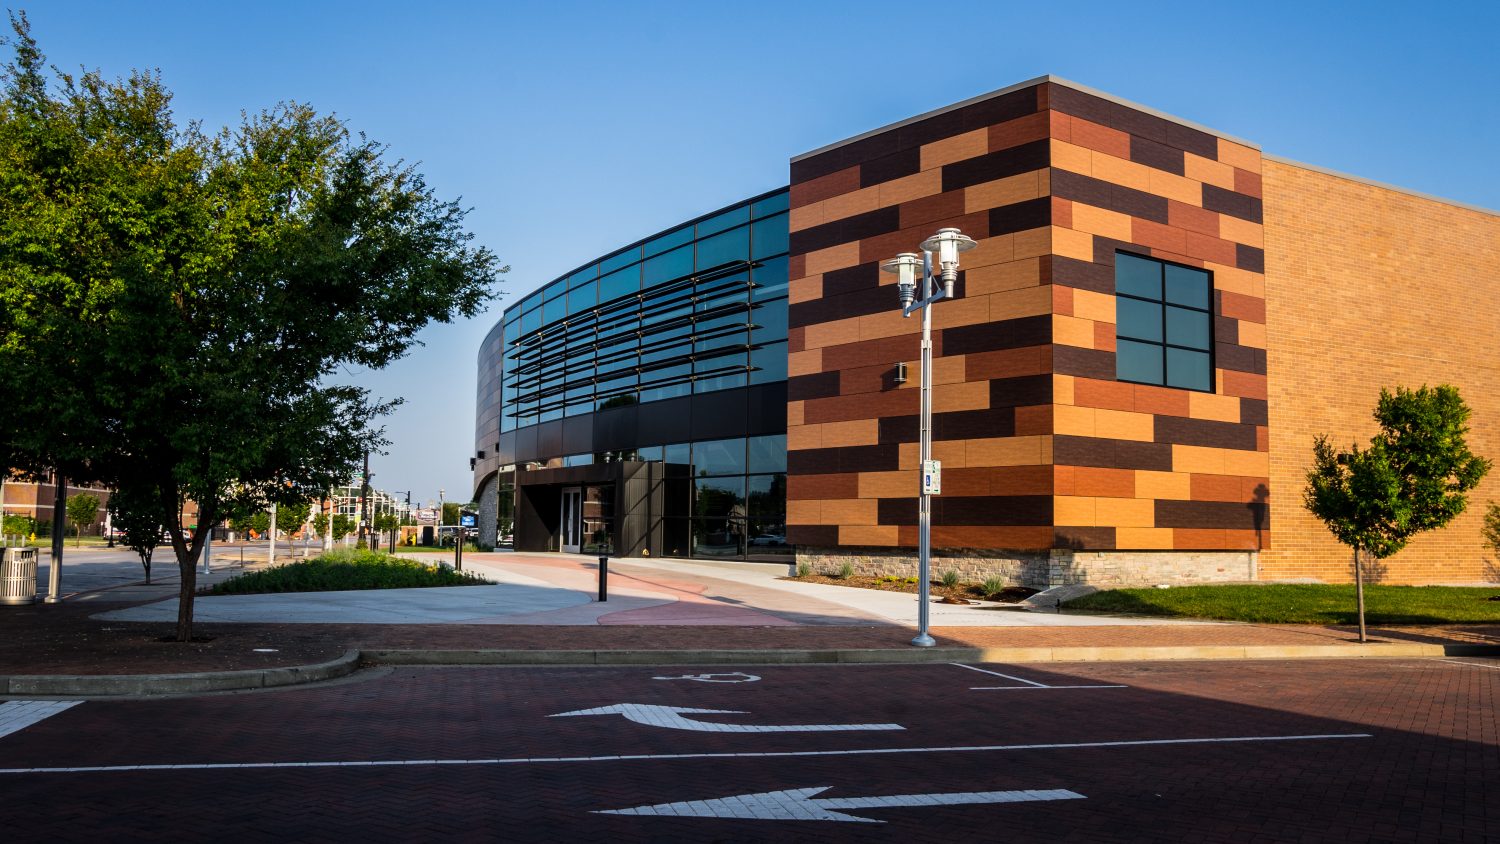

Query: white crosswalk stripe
<box><xmin>0</xmin><ymin>701</ymin><xmax>82</xmax><ymax>740</ymax></box>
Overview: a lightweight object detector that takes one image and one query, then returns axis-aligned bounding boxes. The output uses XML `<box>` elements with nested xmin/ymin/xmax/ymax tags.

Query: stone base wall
<box><xmin>475</xmin><ymin>475</ymin><xmax>498</xmax><ymax>550</ymax></box>
<box><xmin>796</xmin><ymin>547</ymin><xmax>1258</xmax><ymax>588</ymax></box>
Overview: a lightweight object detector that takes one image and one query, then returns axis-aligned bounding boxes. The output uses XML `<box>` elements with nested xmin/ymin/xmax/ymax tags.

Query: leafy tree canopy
<box><xmin>1305</xmin><ymin>384</ymin><xmax>1490</xmax><ymax>559</ymax></box>
<box><xmin>0</xmin><ymin>15</ymin><xmax>503</xmax><ymax>638</ymax></box>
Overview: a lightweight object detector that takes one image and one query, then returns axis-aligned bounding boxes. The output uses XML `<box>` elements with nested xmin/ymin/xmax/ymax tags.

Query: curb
<box><xmin>0</xmin><ymin>649</ymin><xmax>361</xmax><ymax>697</ymax></box>
<box><xmin>5</xmin><ymin>642</ymin><xmax>1496</xmax><ymax>697</ymax></box>
<box><xmin>366</xmin><ymin>642</ymin><xmax>1500</xmax><ymax>667</ymax></box>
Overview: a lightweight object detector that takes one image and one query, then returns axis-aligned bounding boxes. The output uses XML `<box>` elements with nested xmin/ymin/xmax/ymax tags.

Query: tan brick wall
<box><xmin>1261</xmin><ymin>160</ymin><xmax>1500</xmax><ymax>583</ymax></box>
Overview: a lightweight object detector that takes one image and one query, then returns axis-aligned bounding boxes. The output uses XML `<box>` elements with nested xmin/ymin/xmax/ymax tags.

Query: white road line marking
<box><xmin>972</xmin><ymin>683</ymin><xmax>1128</xmax><ymax>689</ymax></box>
<box><xmin>549</xmin><ymin>703</ymin><xmax>903</xmax><ymax>733</ymax></box>
<box><xmin>0</xmin><ymin>701</ymin><xmax>82</xmax><ymax>740</ymax></box>
<box><xmin>598</xmin><ymin>785</ymin><xmax>1086</xmax><ymax>823</ymax></box>
<box><xmin>950</xmin><ymin>663</ymin><xmax>1126</xmax><ymax>689</ymax></box>
<box><xmin>0</xmin><ymin>732</ymin><xmax>1373</xmax><ymax>775</ymax></box>
<box><xmin>1439</xmin><ymin>658</ymin><xmax>1500</xmax><ymax>671</ymax></box>
<box><xmin>949</xmin><ymin>663</ymin><xmax>1049</xmax><ymax>686</ymax></box>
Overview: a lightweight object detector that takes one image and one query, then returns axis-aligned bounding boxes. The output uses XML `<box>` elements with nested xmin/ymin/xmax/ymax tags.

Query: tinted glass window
<box><xmin>693</xmin><ymin>437</ymin><xmax>746</xmax><ymax>476</ymax></box>
<box><xmin>752</xmin><ymin>191</ymin><xmax>790</xmax><ymax>218</ymax></box>
<box><xmin>644</xmin><ymin>226</ymin><xmax>692</xmax><ymax>257</ymax></box>
<box><xmin>751</xmin><ymin>213</ymin><xmax>789</xmax><ymax>260</ymax></box>
<box><xmin>1115</xmin><ymin>253</ymin><xmax>1162</xmax><ymax>300</ymax></box>
<box><xmin>752</xmin><ymin>255</ymin><xmax>789</xmax><ymax>301</ymax></box>
<box><xmin>696</xmin><ymin>206</ymin><xmax>750</xmax><ymax>238</ymax></box>
<box><xmin>567</xmin><ymin>281</ymin><xmax>596</xmax><ymax>315</ymax></box>
<box><xmin>747</xmin><ymin>435</ymin><xmax>786</xmax><ymax>473</ymax></box>
<box><xmin>749</xmin><ymin>341</ymin><xmax>787</xmax><ymax>384</ymax></box>
<box><xmin>1114</xmin><ymin>251</ymin><xmax>1212</xmax><ymax>393</ymax></box>
<box><xmin>599</xmin><ymin>247</ymin><xmax>640</xmax><ymax>275</ymax></box>
<box><xmin>696</xmin><ymin>226</ymin><xmax>750</xmax><ymax>270</ymax></box>
<box><xmin>644</xmin><ymin>244</ymin><xmax>693</xmax><ymax>287</ymax></box>
<box><xmin>694</xmin><ymin>476</ymin><xmax>746</xmax><ymax>517</ymax></box>
<box><xmin>663</xmin><ymin>443</ymin><xmax>690</xmax><ymax>466</ymax></box>
<box><xmin>598</xmin><ymin>265</ymin><xmax>640</xmax><ymax>303</ymax></box>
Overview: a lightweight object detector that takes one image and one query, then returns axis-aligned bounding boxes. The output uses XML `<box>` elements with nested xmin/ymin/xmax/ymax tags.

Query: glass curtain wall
<box><xmin>498</xmin><ymin>190</ymin><xmax>789</xmax><ymax>429</ymax></box>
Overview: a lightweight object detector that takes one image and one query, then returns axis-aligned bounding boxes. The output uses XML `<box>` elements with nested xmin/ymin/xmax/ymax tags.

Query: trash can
<box><xmin>0</xmin><ymin>547</ymin><xmax>39</xmax><ymax>605</ymax></box>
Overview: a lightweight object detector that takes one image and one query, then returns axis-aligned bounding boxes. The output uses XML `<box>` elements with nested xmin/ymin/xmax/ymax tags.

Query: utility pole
<box><xmin>44</xmin><ymin>472</ymin><xmax>65</xmax><ymax>603</ymax></box>
<box><xmin>360</xmin><ymin>451</ymin><xmax>373</xmax><ymax>551</ymax></box>
<box><xmin>268</xmin><ymin>501</ymin><xmax>278</xmax><ymax>566</ymax></box>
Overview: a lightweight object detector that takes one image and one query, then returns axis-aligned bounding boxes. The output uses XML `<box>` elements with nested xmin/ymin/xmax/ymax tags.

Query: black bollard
<box><xmin>598</xmin><ymin>555</ymin><xmax>608</xmax><ymax>602</ymax></box>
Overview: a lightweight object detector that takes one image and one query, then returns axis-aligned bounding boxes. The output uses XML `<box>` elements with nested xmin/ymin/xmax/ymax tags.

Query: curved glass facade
<box><xmin>474</xmin><ymin>188</ymin><xmax>791</xmax><ymax>561</ymax></box>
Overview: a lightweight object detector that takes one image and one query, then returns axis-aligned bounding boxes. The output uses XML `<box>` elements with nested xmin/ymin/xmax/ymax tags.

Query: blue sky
<box><xmin>21</xmin><ymin>0</ymin><xmax>1499</xmax><ymax>505</ymax></box>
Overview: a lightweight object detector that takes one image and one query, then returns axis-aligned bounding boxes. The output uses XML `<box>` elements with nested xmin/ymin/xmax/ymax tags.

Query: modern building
<box><xmin>474</xmin><ymin>76</ymin><xmax>1499</xmax><ymax>586</ymax></box>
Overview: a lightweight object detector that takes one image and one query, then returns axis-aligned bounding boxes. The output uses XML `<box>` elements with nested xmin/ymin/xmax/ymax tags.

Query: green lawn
<box><xmin>207</xmin><ymin>548</ymin><xmax>494</xmax><ymax>595</ymax></box>
<box><xmin>1063</xmin><ymin>584</ymin><xmax>1500</xmax><ymax>625</ymax></box>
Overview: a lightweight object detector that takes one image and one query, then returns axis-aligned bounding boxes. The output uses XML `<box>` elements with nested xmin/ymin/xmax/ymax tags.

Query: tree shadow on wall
<box><xmin>1249</xmin><ymin>483</ymin><xmax>1269</xmax><ymax>550</ymax></box>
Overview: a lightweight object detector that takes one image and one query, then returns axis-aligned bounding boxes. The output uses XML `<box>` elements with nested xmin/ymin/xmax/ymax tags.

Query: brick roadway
<box><xmin>1</xmin><ymin>657</ymin><xmax>1497</xmax><ymax>841</ymax></box>
<box><xmin>3</xmin><ymin>595</ymin><xmax>1500</xmax><ymax>676</ymax></box>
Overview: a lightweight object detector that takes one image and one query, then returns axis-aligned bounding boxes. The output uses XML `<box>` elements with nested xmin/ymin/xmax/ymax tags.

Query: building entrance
<box><xmin>560</xmin><ymin>487</ymin><xmax>582</xmax><ymax>553</ymax></box>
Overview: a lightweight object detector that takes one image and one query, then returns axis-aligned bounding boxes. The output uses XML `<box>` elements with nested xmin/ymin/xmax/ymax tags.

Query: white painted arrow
<box><xmin>597</xmin><ymin>785</ymin><xmax>1085</xmax><ymax>822</ymax></box>
<box><xmin>549</xmin><ymin>703</ymin><xmax>903</xmax><ymax>733</ymax></box>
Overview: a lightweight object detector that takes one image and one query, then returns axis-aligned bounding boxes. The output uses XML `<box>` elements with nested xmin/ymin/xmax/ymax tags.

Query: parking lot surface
<box><xmin>2</xmin><ymin>657</ymin><xmax>1496</xmax><ymax>841</ymax></box>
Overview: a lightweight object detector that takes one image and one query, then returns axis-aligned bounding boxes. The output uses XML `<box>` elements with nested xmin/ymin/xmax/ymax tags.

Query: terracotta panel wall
<box><xmin>1044</xmin><ymin>84</ymin><xmax>1270</xmax><ymax>553</ymax></box>
<box><xmin>786</xmin><ymin>83</ymin><xmax>1056</xmax><ymax>551</ymax></box>
<box><xmin>787</xmin><ymin>79</ymin><xmax>1274</xmax><ymax>555</ymax></box>
<box><xmin>1261</xmin><ymin>161</ymin><xmax>1500</xmax><ymax>583</ymax></box>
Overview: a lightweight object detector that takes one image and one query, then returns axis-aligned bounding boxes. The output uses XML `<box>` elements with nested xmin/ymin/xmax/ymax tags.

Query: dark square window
<box><xmin>1114</xmin><ymin>252</ymin><xmax>1213</xmax><ymax>392</ymax></box>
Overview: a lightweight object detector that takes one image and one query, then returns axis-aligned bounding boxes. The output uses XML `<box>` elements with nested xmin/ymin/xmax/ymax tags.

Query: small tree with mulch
<box><xmin>1305</xmin><ymin>385</ymin><xmax>1490</xmax><ymax>642</ymax></box>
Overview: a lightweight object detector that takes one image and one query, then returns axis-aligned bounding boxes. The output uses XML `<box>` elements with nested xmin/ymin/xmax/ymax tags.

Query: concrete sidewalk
<box><xmin>95</xmin><ymin>551</ymin><xmax>1218</xmax><ymax>628</ymax></box>
<box><xmin>1</xmin><ymin>549</ymin><xmax>1496</xmax><ymax>697</ymax></box>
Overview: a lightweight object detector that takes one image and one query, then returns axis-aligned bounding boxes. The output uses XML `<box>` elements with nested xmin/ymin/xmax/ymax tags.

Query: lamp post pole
<box><xmin>883</xmin><ymin>228</ymin><xmax>975</xmax><ymax>648</ymax></box>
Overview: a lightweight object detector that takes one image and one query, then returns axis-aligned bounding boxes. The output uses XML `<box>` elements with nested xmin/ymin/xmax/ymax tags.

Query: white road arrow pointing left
<box><xmin>549</xmin><ymin>703</ymin><xmax>903</xmax><ymax>733</ymax></box>
<box><xmin>597</xmin><ymin>786</ymin><xmax>1085</xmax><ymax>822</ymax></box>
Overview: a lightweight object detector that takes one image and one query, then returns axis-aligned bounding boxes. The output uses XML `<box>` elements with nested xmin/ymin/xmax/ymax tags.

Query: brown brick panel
<box><xmin>1202</xmin><ymin>184</ymin><xmax>1263</xmax><ymax>223</ymax></box>
<box><xmin>1239</xmin><ymin>398</ymin><xmax>1268</xmax><ymax>426</ymax></box>
<box><xmin>789</xmin><ymin>279</ymin><xmax>910</xmax><ymax>328</ymax></box>
<box><xmin>787</xmin><ymin>524</ymin><xmax>838</xmax><ymax>546</ymax></box>
<box><xmin>1054</xmin><ymin>435</ymin><xmax>1174</xmax><ymax>471</ymax></box>
<box><xmin>1215</xmin><ymin>342</ymin><xmax>1267</xmax><ymax>375</ymax></box>
<box><xmin>877</xmin><ymin>406</ymin><xmax>1022</xmax><ymax>443</ymax></box>
<box><xmin>1049</xmin><ymin>254</ymin><xmax>1113</xmax><ymax>293</ymax></box>
<box><xmin>1054</xmin><ymin>526</ymin><xmax>1117</xmax><ymax>550</ymax></box>
<box><xmin>1051</xmin><ymin>169</ymin><xmax>1170</xmax><ymax>224</ymax></box>
<box><xmin>792</xmin><ymin>132</ymin><xmax>902</xmax><ymax>185</ymax></box>
<box><xmin>786</xmin><ymin>371</ymin><xmax>841</xmax><ymax>401</ymax></box>
<box><xmin>985</xmin><ymin>373</ymin><xmax>1053</xmax><ymax>408</ymax></box>
<box><xmin>787</xmin><ymin>473</ymin><xmax>860</xmax><ymax>500</ymax></box>
<box><xmin>1052</xmin><ymin>345</ymin><xmax>1115</xmax><ymax>380</ymax></box>
<box><xmin>790</xmin><ymin>166</ymin><xmax>862</xmax><ymax>208</ymax></box>
<box><xmin>789</xmin><ymin>206</ymin><xmax>902</xmax><ymax>256</ymax></box>
<box><xmin>820</xmin><ymin>262</ymin><xmax>882</xmax><ymax>297</ymax></box>
<box><xmin>859</xmin><ymin>146</ymin><xmax>922</xmax><ymax>188</ymax></box>
<box><xmin>965</xmin><ymin>344</ymin><xmax>1053</xmax><ymax>380</ymax></box>
<box><xmin>1235</xmin><ymin>243</ymin><xmax>1265</xmax><ymax>273</ymax></box>
<box><xmin>940</xmin><ymin>314</ymin><xmax>1051</xmax><ymax>355</ymax></box>
<box><xmin>820</xmin><ymin>333</ymin><xmax>921</xmax><ymax>370</ymax></box>
<box><xmin>877</xmin><ymin>495</ymin><xmax>1052</xmax><ymax>526</ymax></box>
<box><xmin>1045</xmin><ymin>83</ymin><xmax>1219</xmax><ymax>159</ymax></box>
<box><xmin>787</xmin><ymin>443</ymin><xmax>900</xmax><ymax>475</ymax></box>
<box><xmin>1130</xmin><ymin>135</ymin><xmax>1185</xmax><ymax>175</ymax></box>
<box><xmin>988</xmin><ymin>197</ymin><xmax>1052</xmax><ymax>236</ymax></box>
<box><xmin>940</xmin><ymin>139</ymin><xmax>1051</xmax><ymax>192</ymax></box>
<box><xmin>1153</xmin><ymin>416</ymin><xmax>1260</xmax><ymax>450</ymax></box>
<box><xmin>1155</xmin><ymin>499</ymin><xmax>1269</xmax><ymax>532</ymax></box>
<box><xmin>892</xmin><ymin>86</ymin><xmax>1041</xmax><ymax>153</ymax></box>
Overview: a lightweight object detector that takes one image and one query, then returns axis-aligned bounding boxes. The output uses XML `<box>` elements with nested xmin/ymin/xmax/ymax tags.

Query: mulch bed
<box><xmin>782</xmin><ymin>574</ymin><xmax>1039</xmax><ymax>604</ymax></box>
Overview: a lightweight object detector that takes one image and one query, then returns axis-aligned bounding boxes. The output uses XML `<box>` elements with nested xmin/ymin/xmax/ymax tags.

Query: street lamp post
<box><xmin>881</xmin><ymin>227</ymin><xmax>976</xmax><ymax>648</ymax></box>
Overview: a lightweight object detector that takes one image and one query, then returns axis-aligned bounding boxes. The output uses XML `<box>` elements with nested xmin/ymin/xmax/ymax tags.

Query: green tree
<box><xmin>1305</xmin><ymin>385</ymin><xmax>1491</xmax><ymax>641</ymax></box>
<box><xmin>2</xmin><ymin>513</ymin><xmax>34</xmax><ymax>538</ymax></box>
<box><xmin>442</xmin><ymin>502</ymin><xmax>462</xmax><ymax>526</ymax></box>
<box><xmin>65</xmin><ymin>493</ymin><xmax>98</xmax><ymax>546</ymax></box>
<box><xmin>277</xmin><ymin>501</ymin><xmax>312</xmax><ymax>536</ymax></box>
<box><xmin>107</xmin><ymin>484</ymin><xmax>169</xmax><ymax>583</ymax></box>
<box><xmin>0</xmin><ymin>18</ymin><xmax>501</xmax><ymax>640</ymax></box>
<box><xmin>331</xmin><ymin>514</ymin><xmax>355</xmax><ymax>541</ymax></box>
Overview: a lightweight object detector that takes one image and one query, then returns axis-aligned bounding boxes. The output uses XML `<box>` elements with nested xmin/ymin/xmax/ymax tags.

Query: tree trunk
<box><xmin>168</xmin><ymin>497</ymin><xmax>213</xmax><ymax>642</ymax></box>
<box><xmin>1354</xmin><ymin>545</ymin><xmax>1367</xmax><ymax>643</ymax></box>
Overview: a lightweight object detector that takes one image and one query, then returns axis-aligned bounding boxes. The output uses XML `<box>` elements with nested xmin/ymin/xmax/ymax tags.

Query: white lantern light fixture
<box><xmin>880</xmin><ymin>252</ymin><xmax>922</xmax><ymax>309</ymax></box>
<box><xmin>919</xmin><ymin>227</ymin><xmax>977</xmax><ymax>297</ymax></box>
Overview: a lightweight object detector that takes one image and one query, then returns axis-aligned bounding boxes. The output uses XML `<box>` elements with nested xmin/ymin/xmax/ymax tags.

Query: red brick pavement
<box><xmin>0</xmin><ymin>658</ymin><xmax>1496</xmax><ymax>840</ymax></box>
<box><xmin>2</xmin><ymin>595</ymin><xmax>1497</xmax><ymax>676</ymax></box>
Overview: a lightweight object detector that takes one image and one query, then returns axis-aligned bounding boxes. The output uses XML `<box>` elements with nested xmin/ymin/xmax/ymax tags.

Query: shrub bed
<box><xmin>207</xmin><ymin>548</ymin><xmax>494</xmax><ymax>595</ymax></box>
<box><xmin>1063</xmin><ymin>584</ymin><xmax>1500</xmax><ymax>625</ymax></box>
